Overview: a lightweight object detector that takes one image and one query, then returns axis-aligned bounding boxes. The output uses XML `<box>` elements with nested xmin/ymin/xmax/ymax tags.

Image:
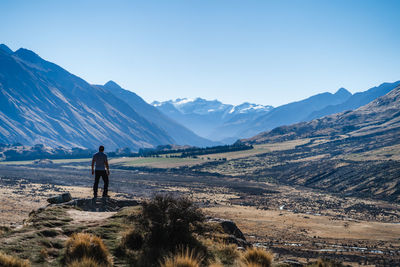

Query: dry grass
<box><xmin>242</xmin><ymin>248</ymin><xmax>273</xmax><ymax>267</ymax></box>
<box><xmin>213</xmin><ymin>243</ymin><xmax>240</xmax><ymax>266</ymax></box>
<box><xmin>205</xmin><ymin>204</ymin><xmax>400</xmax><ymax>242</ymax></box>
<box><xmin>67</xmin><ymin>257</ymin><xmax>105</xmax><ymax>267</ymax></box>
<box><xmin>64</xmin><ymin>233</ymin><xmax>112</xmax><ymax>266</ymax></box>
<box><xmin>160</xmin><ymin>248</ymin><xmax>202</xmax><ymax>267</ymax></box>
<box><xmin>0</xmin><ymin>251</ymin><xmax>31</xmax><ymax>267</ymax></box>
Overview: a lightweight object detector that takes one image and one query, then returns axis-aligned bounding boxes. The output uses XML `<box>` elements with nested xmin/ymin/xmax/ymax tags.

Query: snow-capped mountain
<box><xmin>153</xmin><ymin>80</ymin><xmax>400</xmax><ymax>143</ymax></box>
<box><xmin>152</xmin><ymin>98</ymin><xmax>273</xmax><ymax>143</ymax></box>
<box><xmin>153</xmin><ymin>98</ymin><xmax>272</xmax><ymax>116</ymax></box>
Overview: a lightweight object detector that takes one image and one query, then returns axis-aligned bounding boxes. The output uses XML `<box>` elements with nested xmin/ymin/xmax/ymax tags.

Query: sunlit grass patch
<box><xmin>64</xmin><ymin>233</ymin><xmax>112</xmax><ymax>266</ymax></box>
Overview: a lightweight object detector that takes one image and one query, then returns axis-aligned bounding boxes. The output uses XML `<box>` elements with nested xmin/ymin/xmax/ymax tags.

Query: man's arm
<box><xmin>105</xmin><ymin>158</ymin><xmax>110</xmax><ymax>175</ymax></box>
<box><xmin>91</xmin><ymin>157</ymin><xmax>95</xmax><ymax>175</ymax></box>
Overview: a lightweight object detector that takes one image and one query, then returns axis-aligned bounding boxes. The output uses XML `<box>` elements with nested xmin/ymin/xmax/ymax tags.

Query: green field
<box><xmin>110</xmin><ymin>156</ymin><xmax>207</xmax><ymax>168</ymax></box>
<box><xmin>0</xmin><ymin>158</ymin><xmax>92</xmax><ymax>165</ymax></box>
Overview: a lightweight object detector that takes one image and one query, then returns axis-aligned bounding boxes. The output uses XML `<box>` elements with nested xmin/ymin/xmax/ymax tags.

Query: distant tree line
<box><xmin>0</xmin><ymin>141</ymin><xmax>253</xmax><ymax>161</ymax></box>
<box><xmin>0</xmin><ymin>143</ymin><xmax>97</xmax><ymax>161</ymax></box>
<box><xmin>137</xmin><ymin>141</ymin><xmax>253</xmax><ymax>158</ymax></box>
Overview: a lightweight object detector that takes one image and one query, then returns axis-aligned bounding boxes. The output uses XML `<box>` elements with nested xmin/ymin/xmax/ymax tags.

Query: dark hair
<box><xmin>99</xmin><ymin>145</ymin><xmax>105</xmax><ymax>152</ymax></box>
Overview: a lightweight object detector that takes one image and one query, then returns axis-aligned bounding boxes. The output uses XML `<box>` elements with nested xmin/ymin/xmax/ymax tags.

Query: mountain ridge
<box><xmin>0</xmin><ymin>46</ymin><xmax>175</xmax><ymax>150</ymax></box>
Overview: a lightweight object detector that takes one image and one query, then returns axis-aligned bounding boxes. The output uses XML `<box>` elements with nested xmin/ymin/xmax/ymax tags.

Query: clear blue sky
<box><xmin>1</xmin><ymin>0</ymin><xmax>399</xmax><ymax>106</ymax></box>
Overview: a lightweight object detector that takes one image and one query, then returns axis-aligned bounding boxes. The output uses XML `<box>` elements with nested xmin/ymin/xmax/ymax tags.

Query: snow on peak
<box><xmin>173</xmin><ymin>98</ymin><xmax>195</xmax><ymax>106</ymax></box>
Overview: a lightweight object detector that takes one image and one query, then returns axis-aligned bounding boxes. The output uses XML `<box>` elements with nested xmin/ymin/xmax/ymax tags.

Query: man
<box><xmin>91</xmin><ymin>145</ymin><xmax>110</xmax><ymax>198</ymax></box>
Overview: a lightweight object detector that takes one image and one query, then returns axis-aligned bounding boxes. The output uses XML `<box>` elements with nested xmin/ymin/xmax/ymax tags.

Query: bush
<box><xmin>127</xmin><ymin>194</ymin><xmax>206</xmax><ymax>266</ymax></box>
<box><xmin>242</xmin><ymin>248</ymin><xmax>273</xmax><ymax>267</ymax></box>
<box><xmin>67</xmin><ymin>257</ymin><xmax>103</xmax><ymax>267</ymax></box>
<box><xmin>121</xmin><ymin>229</ymin><xmax>144</xmax><ymax>250</ymax></box>
<box><xmin>64</xmin><ymin>233</ymin><xmax>112</xmax><ymax>266</ymax></box>
<box><xmin>160</xmin><ymin>248</ymin><xmax>202</xmax><ymax>267</ymax></box>
<box><xmin>139</xmin><ymin>194</ymin><xmax>205</xmax><ymax>250</ymax></box>
<box><xmin>0</xmin><ymin>251</ymin><xmax>31</xmax><ymax>267</ymax></box>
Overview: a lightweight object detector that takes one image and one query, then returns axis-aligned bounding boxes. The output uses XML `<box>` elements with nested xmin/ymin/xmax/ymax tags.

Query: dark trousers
<box><xmin>94</xmin><ymin>170</ymin><xmax>109</xmax><ymax>197</ymax></box>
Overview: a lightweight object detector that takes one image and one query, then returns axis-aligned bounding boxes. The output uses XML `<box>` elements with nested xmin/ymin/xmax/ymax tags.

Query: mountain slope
<box><xmin>0</xmin><ymin>44</ymin><xmax>174</xmax><ymax>150</ymax></box>
<box><xmin>152</xmin><ymin>98</ymin><xmax>273</xmax><ymax>142</ymax></box>
<box><xmin>238</xmin><ymin>88</ymin><xmax>352</xmax><ymax>138</ymax></box>
<box><xmin>247</xmin><ymin>85</ymin><xmax>400</xmax><ymax>144</ymax></box>
<box><xmin>306</xmin><ymin>81</ymin><xmax>400</xmax><ymax>120</ymax></box>
<box><xmin>98</xmin><ymin>81</ymin><xmax>217</xmax><ymax>147</ymax></box>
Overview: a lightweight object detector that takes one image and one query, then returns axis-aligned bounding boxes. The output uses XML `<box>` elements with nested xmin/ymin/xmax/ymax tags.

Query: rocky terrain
<box><xmin>0</xmin><ymin>163</ymin><xmax>399</xmax><ymax>266</ymax></box>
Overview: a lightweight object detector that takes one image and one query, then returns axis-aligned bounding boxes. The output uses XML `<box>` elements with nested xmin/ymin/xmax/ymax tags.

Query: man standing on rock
<box><xmin>91</xmin><ymin>145</ymin><xmax>110</xmax><ymax>198</ymax></box>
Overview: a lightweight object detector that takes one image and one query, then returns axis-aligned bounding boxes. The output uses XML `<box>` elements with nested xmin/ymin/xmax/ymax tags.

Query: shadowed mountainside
<box><xmin>0</xmin><ymin>44</ymin><xmax>177</xmax><ymax>150</ymax></box>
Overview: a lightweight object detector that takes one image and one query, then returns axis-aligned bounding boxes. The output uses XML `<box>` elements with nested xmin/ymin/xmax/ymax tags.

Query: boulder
<box><xmin>207</xmin><ymin>217</ymin><xmax>250</xmax><ymax>247</ymax></box>
<box><xmin>47</xmin><ymin>192</ymin><xmax>72</xmax><ymax>204</ymax></box>
<box><xmin>64</xmin><ymin>197</ymin><xmax>140</xmax><ymax>212</ymax></box>
<box><xmin>207</xmin><ymin>217</ymin><xmax>246</xmax><ymax>240</ymax></box>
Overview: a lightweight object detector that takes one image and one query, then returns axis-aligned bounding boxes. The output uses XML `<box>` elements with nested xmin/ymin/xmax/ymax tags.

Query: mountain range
<box><xmin>154</xmin><ymin>81</ymin><xmax>400</xmax><ymax>143</ymax></box>
<box><xmin>0</xmin><ymin>44</ymin><xmax>212</xmax><ymax>150</ymax></box>
<box><xmin>1</xmin><ymin>43</ymin><xmax>399</xmax><ymax>151</ymax></box>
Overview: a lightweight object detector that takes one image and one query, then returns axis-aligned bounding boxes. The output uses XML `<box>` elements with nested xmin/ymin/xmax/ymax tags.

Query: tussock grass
<box><xmin>242</xmin><ymin>248</ymin><xmax>273</xmax><ymax>267</ymax></box>
<box><xmin>0</xmin><ymin>251</ymin><xmax>31</xmax><ymax>267</ymax></box>
<box><xmin>160</xmin><ymin>248</ymin><xmax>202</xmax><ymax>267</ymax></box>
<box><xmin>213</xmin><ymin>243</ymin><xmax>239</xmax><ymax>266</ymax></box>
<box><xmin>67</xmin><ymin>257</ymin><xmax>106</xmax><ymax>267</ymax></box>
<box><xmin>244</xmin><ymin>263</ymin><xmax>263</xmax><ymax>267</ymax></box>
<box><xmin>64</xmin><ymin>233</ymin><xmax>112</xmax><ymax>266</ymax></box>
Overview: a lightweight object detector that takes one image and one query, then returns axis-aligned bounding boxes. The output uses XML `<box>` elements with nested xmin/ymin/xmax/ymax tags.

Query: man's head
<box><xmin>99</xmin><ymin>145</ymin><xmax>105</xmax><ymax>152</ymax></box>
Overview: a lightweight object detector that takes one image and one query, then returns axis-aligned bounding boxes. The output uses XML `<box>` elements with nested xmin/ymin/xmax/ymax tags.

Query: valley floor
<box><xmin>0</xmin><ymin>164</ymin><xmax>400</xmax><ymax>266</ymax></box>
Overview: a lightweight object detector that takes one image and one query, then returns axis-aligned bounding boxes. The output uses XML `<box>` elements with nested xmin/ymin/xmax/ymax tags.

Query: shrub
<box><xmin>67</xmin><ymin>257</ymin><xmax>104</xmax><ymax>267</ymax></box>
<box><xmin>140</xmin><ymin>194</ymin><xmax>205</xmax><ymax>250</ymax></box>
<box><xmin>242</xmin><ymin>248</ymin><xmax>273</xmax><ymax>267</ymax></box>
<box><xmin>64</xmin><ymin>233</ymin><xmax>112</xmax><ymax>266</ymax></box>
<box><xmin>121</xmin><ymin>229</ymin><xmax>144</xmax><ymax>250</ymax></box>
<box><xmin>0</xmin><ymin>251</ymin><xmax>31</xmax><ymax>267</ymax></box>
<box><xmin>160</xmin><ymin>248</ymin><xmax>202</xmax><ymax>267</ymax></box>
